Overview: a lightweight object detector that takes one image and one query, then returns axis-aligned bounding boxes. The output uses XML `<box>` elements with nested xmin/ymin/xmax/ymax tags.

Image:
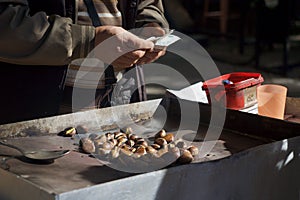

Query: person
<box><xmin>0</xmin><ymin>0</ymin><xmax>169</xmax><ymax>125</ymax></box>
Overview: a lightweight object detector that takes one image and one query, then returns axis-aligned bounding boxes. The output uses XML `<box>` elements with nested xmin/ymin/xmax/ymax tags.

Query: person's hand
<box><xmin>137</xmin><ymin>23</ymin><xmax>167</xmax><ymax>65</ymax></box>
<box><xmin>139</xmin><ymin>22</ymin><xmax>166</xmax><ymax>38</ymax></box>
<box><xmin>136</xmin><ymin>47</ymin><xmax>166</xmax><ymax>65</ymax></box>
<box><xmin>94</xmin><ymin>26</ymin><xmax>154</xmax><ymax>71</ymax></box>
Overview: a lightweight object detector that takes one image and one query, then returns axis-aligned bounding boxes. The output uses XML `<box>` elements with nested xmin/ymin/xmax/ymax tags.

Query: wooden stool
<box><xmin>203</xmin><ymin>0</ymin><xmax>229</xmax><ymax>35</ymax></box>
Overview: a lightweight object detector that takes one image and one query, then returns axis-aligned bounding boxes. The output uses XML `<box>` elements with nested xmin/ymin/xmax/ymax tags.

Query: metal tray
<box><xmin>0</xmin><ymin>96</ymin><xmax>299</xmax><ymax>200</ymax></box>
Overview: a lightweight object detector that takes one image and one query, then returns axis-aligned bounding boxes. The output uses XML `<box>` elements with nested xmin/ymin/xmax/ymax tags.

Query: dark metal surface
<box><xmin>163</xmin><ymin>92</ymin><xmax>300</xmax><ymax>141</ymax></box>
<box><xmin>0</xmin><ymin>140</ymin><xmax>70</xmax><ymax>161</ymax></box>
<box><xmin>0</xmin><ymin>99</ymin><xmax>160</xmax><ymax>138</ymax></box>
<box><xmin>0</xmin><ymin>135</ymin><xmax>299</xmax><ymax>200</ymax></box>
<box><xmin>0</xmin><ymin>96</ymin><xmax>299</xmax><ymax>200</ymax></box>
<box><xmin>0</xmin><ymin>129</ymin><xmax>267</xmax><ymax>197</ymax></box>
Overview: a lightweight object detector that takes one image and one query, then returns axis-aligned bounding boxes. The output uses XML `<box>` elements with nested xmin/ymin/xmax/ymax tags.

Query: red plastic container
<box><xmin>202</xmin><ymin>72</ymin><xmax>264</xmax><ymax>110</ymax></box>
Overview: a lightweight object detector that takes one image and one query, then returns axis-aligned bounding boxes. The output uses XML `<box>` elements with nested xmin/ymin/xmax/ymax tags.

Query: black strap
<box><xmin>135</xmin><ymin>64</ymin><xmax>147</xmax><ymax>101</ymax></box>
<box><xmin>83</xmin><ymin>0</ymin><xmax>102</xmax><ymax>27</ymax></box>
<box><xmin>125</xmin><ymin>0</ymin><xmax>147</xmax><ymax>102</ymax></box>
<box><xmin>83</xmin><ymin>0</ymin><xmax>116</xmax><ymax>81</ymax></box>
<box><xmin>84</xmin><ymin>0</ymin><xmax>145</xmax><ymax>104</ymax></box>
<box><xmin>84</xmin><ymin>0</ymin><xmax>117</xmax><ymax>108</ymax></box>
<box><xmin>125</xmin><ymin>0</ymin><xmax>140</xmax><ymax>29</ymax></box>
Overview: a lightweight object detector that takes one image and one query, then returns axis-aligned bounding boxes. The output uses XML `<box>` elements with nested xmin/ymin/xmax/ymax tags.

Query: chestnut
<box><xmin>120</xmin><ymin>146</ymin><xmax>133</xmax><ymax>156</ymax></box>
<box><xmin>126</xmin><ymin>139</ymin><xmax>135</xmax><ymax>147</ymax></box>
<box><xmin>95</xmin><ymin>134</ymin><xmax>107</xmax><ymax>144</ymax></box>
<box><xmin>151</xmin><ymin>144</ymin><xmax>161</xmax><ymax>150</ymax></box>
<box><xmin>146</xmin><ymin>146</ymin><xmax>157</xmax><ymax>154</ymax></box>
<box><xmin>164</xmin><ymin>133</ymin><xmax>174</xmax><ymax>143</ymax></box>
<box><xmin>187</xmin><ymin>146</ymin><xmax>199</xmax><ymax>157</ymax></box>
<box><xmin>109</xmin><ymin>138</ymin><xmax>118</xmax><ymax>147</ymax></box>
<box><xmin>80</xmin><ymin>138</ymin><xmax>95</xmax><ymax>154</ymax></box>
<box><xmin>135</xmin><ymin>146</ymin><xmax>147</xmax><ymax>156</ymax></box>
<box><xmin>177</xmin><ymin>149</ymin><xmax>193</xmax><ymax>164</ymax></box>
<box><xmin>117</xmin><ymin>137</ymin><xmax>128</xmax><ymax>146</ymax></box>
<box><xmin>155</xmin><ymin>138</ymin><xmax>167</xmax><ymax>146</ymax></box>
<box><xmin>125</xmin><ymin>127</ymin><xmax>133</xmax><ymax>134</ymax></box>
<box><xmin>105</xmin><ymin>132</ymin><xmax>114</xmax><ymax>140</ymax></box>
<box><xmin>102</xmin><ymin>141</ymin><xmax>114</xmax><ymax>150</ymax></box>
<box><xmin>114</xmin><ymin>132</ymin><xmax>126</xmax><ymax>139</ymax></box>
<box><xmin>60</xmin><ymin>127</ymin><xmax>77</xmax><ymax>137</ymax></box>
<box><xmin>155</xmin><ymin>129</ymin><xmax>166</xmax><ymax>138</ymax></box>
<box><xmin>111</xmin><ymin>147</ymin><xmax>120</xmax><ymax>158</ymax></box>
<box><xmin>129</xmin><ymin>134</ymin><xmax>139</xmax><ymax>141</ymax></box>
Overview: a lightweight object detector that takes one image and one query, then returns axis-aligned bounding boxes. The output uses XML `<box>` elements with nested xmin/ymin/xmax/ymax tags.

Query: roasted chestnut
<box><xmin>151</xmin><ymin>144</ymin><xmax>161</xmax><ymax>150</ymax></box>
<box><xmin>80</xmin><ymin>138</ymin><xmax>95</xmax><ymax>154</ymax></box>
<box><xmin>94</xmin><ymin>134</ymin><xmax>107</xmax><ymax>146</ymax></box>
<box><xmin>111</xmin><ymin>147</ymin><xmax>120</xmax><ymax>158</ymax></box>
<box><xmin>135</xmin><ymin>146</ymin><xmax>147</xmax><ymax>156</ymax></box>
<box><xmin>164</xmin><ymin>133</ymin><xmax>174</xmax><ymax>143</ymax></box>
<box><xmin>109</xmin><ymin>138</ymin><xmax>118</xmax><ymax>147</ymax></box>
<box><xmin>102</xmin><ymin>141</ymin><xmax>114</xmax><ymax>150</ymax></box>
<box><xmin>105</xmin><ymin>132</ymin><xmax>114</xmax><ymax>140</ymax></box>
<box><xmin>120</xmin><ymin>145</ymin><xmax>133</xmax><ymax>156</ymax></box>
<box><xmin>187</xmin><ymin>145</ymin><xmax>199</xmax><ymax>157</ymax></box>
<box><xmin>125</xmin><ymin>127</ymin><xmax>133</xmax><ymax>134</ymax></box>
<box><xmin>129</xmin><ymin>134</ymin><xmax>139</xmax><ymax>141</ymax></box>
<box><xmin>155</xmin><ymin>138</ymin><xmax>167</xmax><ymax>146</ymax></box>
<box><xmin>177</xmin><ymin>149</ymin><xmax>193</xmax><ymax>164</ymax></box>
<box><xmin>126</xmin><ymin>139</ymin><xmax>135</xmax><ymax>147</ymax></box>
<box><xmin>114</xmin><ymin>132</ymin><xmax>126</xmax><ymax>139</ymax></box>
<box><xmin>146</xmin><ymin>146</ymin><xmax>157</xmax><ymax>154</ymax></box>
<box><xmin>76</xmin><ymin>127</ymin><xmax>200</xmax><ymax>168</ymax></box>
<box><xmin>117</xmin><ymin>137</ymin><xmax>128</xmax><ymax>146</ymax></box>
<box><xmin>59</xmin><ymin>127</ymin><xmax>77</xmax><ymax>137</ymax></box>
<box><xmin>155</xmin><ymin>129</ymin><xmax>166</xmax><ymax>139</ymax></box>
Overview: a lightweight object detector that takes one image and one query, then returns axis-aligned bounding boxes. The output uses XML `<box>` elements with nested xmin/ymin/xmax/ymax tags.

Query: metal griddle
<box><xmin>0</xmin><ymin>95</ymin><xmax>299</xmax><ymax>200</ymax></box>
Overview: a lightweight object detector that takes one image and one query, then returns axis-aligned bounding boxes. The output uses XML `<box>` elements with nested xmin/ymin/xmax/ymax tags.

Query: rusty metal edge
<box><xmin>0</xmin><ymin>99</ymin><xmax>161</xmax><ymax>139</ymax></box>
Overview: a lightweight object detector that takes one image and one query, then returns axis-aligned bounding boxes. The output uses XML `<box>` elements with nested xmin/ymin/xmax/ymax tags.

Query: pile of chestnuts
<box><xmin>78</xmin><ymin>128</ymin><xmax>199</xmax><ymax>166</ymax></box>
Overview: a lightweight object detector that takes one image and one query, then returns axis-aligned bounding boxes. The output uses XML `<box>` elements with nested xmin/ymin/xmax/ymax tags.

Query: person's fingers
<box><xmin>118</xmin><ymin>50</ymin><xmax>146</xmax><ymax>63</ymax></box>
<box><xmin>94</xmin><ymin>25</ymin><xmax>168</xmax><ymax>66</ymax></box>
<box><xmin>140</xmin><ymin>23</ymin><xmax>166</xmax><ymax>38</ymax></box>
<box><xmin>94</xmin><ymin>26</ymin><xmax>123</xmax><ymax>45</ymax></box>
<box><xmin>128</xmin><ymin>50</ymin><xmax>146</xmax><ymax>60</ymax></box>
<box><xmin>137</xmin><ymin>50</ymin><xmax>166</xmax><ymax>65</ymax></box>
<box><xmin>112</xmin><ymin>48</ymin><xmax>166</xmax><ymax>70</ymax></box>
<box><xmin>112</xmin><ymin>50</ymin><xmax>146</xmax><ymax>71</ymax></box>
<box><xmin>95</xmin><ymin>26</ymin><xmax>153</xmax><ymax>53</ymax></box>
<box><xmin>121</xmin><ymin>31</ymin><xmax>154</xmax><ymax>51</ymax></box>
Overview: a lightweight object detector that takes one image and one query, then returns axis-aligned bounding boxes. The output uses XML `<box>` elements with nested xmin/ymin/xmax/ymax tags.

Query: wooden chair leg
<box><xmin>283</xmin><ymin>40</ymin><xmax>289</xmax><ymax>74</ymax></box>
<box><xmin>220</xmin><ymin>0</ymin><xmax>229</xmax><ymax>35</ymax></box>
<box><xmin>203</xmin><ymin>0</ymin><xmax>210</xmax><ymax>27</ymax></box>
<box><xmin>203</xmin><ymin>0</ymin><xmax>229</xmax><ymax>35</ymax></box>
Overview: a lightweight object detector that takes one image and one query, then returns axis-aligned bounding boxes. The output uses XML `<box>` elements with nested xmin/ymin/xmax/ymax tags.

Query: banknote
<box><xmin>147</xmin><ymin>30</ymin><xmax>180</xmax><ymax>47</ymax></box>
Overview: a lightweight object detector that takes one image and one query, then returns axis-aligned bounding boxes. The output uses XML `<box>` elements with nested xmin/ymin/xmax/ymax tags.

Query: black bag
<box><xmin>83</xmin><ymin>0</ymin><xmax>147</xmax><ymax>108</ymax></box>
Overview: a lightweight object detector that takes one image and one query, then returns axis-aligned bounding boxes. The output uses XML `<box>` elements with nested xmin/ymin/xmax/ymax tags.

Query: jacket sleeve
<box><xmin>135</xmin><ymin>0</ymin><xmax>169</xmax><ymax>29</ymax></box>
<box><xmin>0</xmin><ymin>2</ymin><xmax>95</xmax><ymax>66</ymax></box>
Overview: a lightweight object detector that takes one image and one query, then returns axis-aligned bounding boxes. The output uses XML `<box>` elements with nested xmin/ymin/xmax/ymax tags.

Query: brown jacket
<box><xmin>0</xmin><ymin>0</ymin><xmax>168</xmax><ymax>124</ymax></box>
<box><xmin>0</xmin><ymin>0</ymin><xmax>168</xmax><ymax>65</ymax></box>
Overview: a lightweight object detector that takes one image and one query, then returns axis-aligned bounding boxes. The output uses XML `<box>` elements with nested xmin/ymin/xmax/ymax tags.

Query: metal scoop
<box><xmin>0</xmin><ymin>140</ymin><xmax>70</xmax><ymax>161</ymax></box>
